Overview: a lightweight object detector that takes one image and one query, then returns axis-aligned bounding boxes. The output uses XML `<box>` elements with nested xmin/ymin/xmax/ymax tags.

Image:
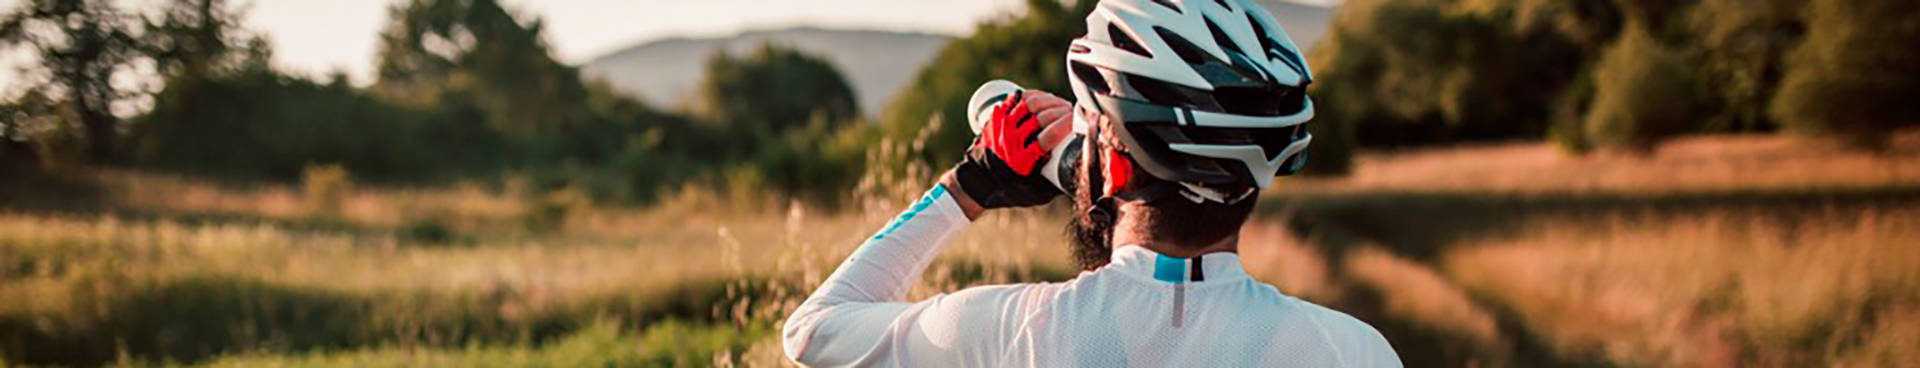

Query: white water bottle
<box><xmin>966</xmin><ymin>80</ymin><xmax>1084</xmax><ymax>193</ymax></box>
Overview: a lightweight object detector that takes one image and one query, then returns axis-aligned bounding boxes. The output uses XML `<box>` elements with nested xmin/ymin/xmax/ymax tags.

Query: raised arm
<box><xmin>780</xmin><ymin>90</ymin><xmax>1074</xmax><ymax>367</ymax></box>
<box><xmin>779</xmin><ymin>181</ymin><xmax>966</xmax><ymax>364</ymax></box>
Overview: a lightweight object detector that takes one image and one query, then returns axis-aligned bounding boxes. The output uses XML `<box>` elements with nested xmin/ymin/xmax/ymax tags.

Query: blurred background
<box><xmin>1</xmin><ymin>0</ymin><xmax>1916</xmax><ymax>366</ymax></box>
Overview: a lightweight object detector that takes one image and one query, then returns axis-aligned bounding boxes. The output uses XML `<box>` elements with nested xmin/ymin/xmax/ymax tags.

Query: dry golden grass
<box><xmin>1249</xmin><ymin>133</ymin><xmax>1920</xmax><ymax>367</ymax></box>
<box><xmin>1236</xmin><ymin>221</ymin><xmax>1335</xmax><ymax>300</ymax></box>
<box><xmin>1285</xmin><ymin>132</ymin><xmax>1920</xmax><ymax>195</ymax></box>
<box><xmin>81</xmin><ymin>169</ymin><xmax>530</xmax><ymax>233</ymax></box>
<box><xmin>0</xmin><ymin>185</ymin><xmax>1083</xmax><ymax>366</ymax></box>
<box><xmin>0</xmin><ymin>205</ymin><xmax>1075</xmax><ymax>315</ymax></box>
<box><xmin>1</xmin><ymin>165</ymin><xmax>1092</xmax><ymax>366</ymax></box>
<box><xmin>1344</xmin><ymin>246</ymin><xmax>1503</xmax><ymax>355</ymax></box>
<box><xmin>8</xmin><ymin>132</ymin><xmax>1920</xmax><ymax>366</ymax></box>
<box><xmin>1444</xmin><ymin>207</ymin><xmax>1920</xmax><ymax>367</ymax></box>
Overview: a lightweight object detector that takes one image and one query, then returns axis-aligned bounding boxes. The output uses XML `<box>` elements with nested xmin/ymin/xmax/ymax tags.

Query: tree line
<box><xmin>1308</xmin><ymin>0</ymin><xmax>1920</xmax><ymax>157</ymax></box>
<box><xmin>6</xmin><ymin>0</ymin><xmax>1915</xmax><ymax>207</ymax></box>
<box><xmin>2</xmin><ymin>0</ymin><xmax>867</xmax><ymax>206</ymax></box>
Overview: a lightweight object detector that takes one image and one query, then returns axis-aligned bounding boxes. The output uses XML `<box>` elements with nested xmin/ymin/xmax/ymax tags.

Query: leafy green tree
<box><xmin>1689</xmin><ymin>0</ymin><xmax>1802</xmax><ymax>133</ymax></box>
<box><xmin>692</xmin><ymin>43</ymin><xmax>859</xmax><ymax>134</ymax></box>
<box><xmin>1770</xmin><ymin>0</ymin><xmax>1920</xmax><ymax>149</ymax></box>
<box><xmin>372</xmin><ymin>0</ymin><xmax>590</xmax><ymax>138</ymax></box>
<box><xmin>0</xmin><ymin>90</ymin><xmax>67</xmax><ymax>168</ymax></box>
<box><xmin>0</xmin><ymin>0</ymin><xmax>146</xmax><ymax>164</ymax></box>
<box><xmin>1581</xmin><ymin>25</ymin><xmax>1703</xmax><ymax>151</ymax></box>
<box><xmin>880</xmin><ymin>0</ymin><xmax>1096</xmax><ymax>169</ymax></box>
<box><xmin>129</xmin><ymin>68</ymin><xmax>442</xmax><ymax>181</ymax></box>
<box><xmin>1311</xmin><ymin>0</ymin><xmax>1588</xmax><ymax>147</ymax></box>
<box><xmin>144</xmin><ymin>0</ymin><xmax>264</xmax><ymax>79</ymax></box>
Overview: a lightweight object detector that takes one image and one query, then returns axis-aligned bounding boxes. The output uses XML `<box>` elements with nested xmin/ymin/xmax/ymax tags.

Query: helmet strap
<box><xmin>1081</xmin><ymin>119</ymin><xmax>1120</xmax><ymax>237</ymax></box>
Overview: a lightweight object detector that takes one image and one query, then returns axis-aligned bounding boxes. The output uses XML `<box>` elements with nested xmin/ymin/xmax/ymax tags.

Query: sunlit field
<box><xmin>0</xmin><ymin>165</ymin><xmax>1077</xmax><ymax>366</ymax></box>
<box><xmin>3</xmin><ymin>134</ymin><xmax>1918</xmax><ymax>367</ymax></box>
<box><xmin>1261</xmin><ymin>133</ymin><xmax>1920</xmax><ymax>367</ymax></box>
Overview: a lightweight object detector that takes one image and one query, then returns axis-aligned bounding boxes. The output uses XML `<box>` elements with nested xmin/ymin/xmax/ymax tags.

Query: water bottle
<box><xmin>966</xmin><ymin>80</ymin><xmax>1085</xmax><ymax>193</ymax></box>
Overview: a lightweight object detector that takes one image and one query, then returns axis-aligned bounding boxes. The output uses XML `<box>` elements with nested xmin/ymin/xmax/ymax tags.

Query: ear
<box><xmin>1104</xmin><ymin>148</ymin><xmax>1132</xmax><ymax>197</ymax></box>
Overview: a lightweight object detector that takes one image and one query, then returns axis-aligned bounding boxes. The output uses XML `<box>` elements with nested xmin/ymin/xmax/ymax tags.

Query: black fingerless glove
<box><xmin>952</xmin><ymin>91</ymin><xmax>1062</xmax><ymax>209</ymax></box>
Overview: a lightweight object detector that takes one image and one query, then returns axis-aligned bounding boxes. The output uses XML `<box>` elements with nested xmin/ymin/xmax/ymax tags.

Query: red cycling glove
<box><xmin>952</xmin><ymin>90</ymin><xmax>1063</xmax><ymax>209</ymax></box>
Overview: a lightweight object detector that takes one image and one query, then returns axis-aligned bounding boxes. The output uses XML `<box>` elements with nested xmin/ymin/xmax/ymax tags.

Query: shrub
<box><xmin>1581</xmin><ymin>26</ymin><xmax>1703</xmax><ymax>151</ymax></box>
<box><xmin>692</xmin><ymin>43</ymin><xmax>860</xmax><ymax>134</ymax></box>
<box><xmin>1689</xmin><ymin>0</ymin><xmax>1803</xmax><ymax>133</ymax></box>
<box><xmin>302</xmin><ymin>164</ymin><xmax>352</xmax><ymax>218</ymax></box>
<box><xmin>130</xmin><ymin>71</ymin><xmax>446</xmax><ymax>181</ymax></box>
<box><xmin>528</xmin><ymin>187</ymin><xmax>590</xmax><ymax>232</ymax></box>
<box><xmin>1311</xmin><ymin>0</ymin><xmax>1589</xmax><ymax>149</ymax></box>
<box><xmin>1770</xmin><ymin>0</ymin><xmax>1920</xmax><ymax>149</ymax></box>
<box><xmin>880</xmin><ymin>0</ymin><xmax>1095</xmax><ymax>169</ymax></box>
<box><xmin>1547</xmin><ymin>71</ymin><xmax>1598</xmax><ymax>154</ymax></box>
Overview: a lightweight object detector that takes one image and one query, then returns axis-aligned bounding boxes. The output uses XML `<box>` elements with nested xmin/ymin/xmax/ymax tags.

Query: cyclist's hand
<box><xmin>1025</xmin><ymin>92</ymin><xmax>1074</xmax><ymax>149</ymax></box>
<box><xmin>948</xmin><ymin>90</ymin><xmax>1074</xmax><ymax>212</ymax></box>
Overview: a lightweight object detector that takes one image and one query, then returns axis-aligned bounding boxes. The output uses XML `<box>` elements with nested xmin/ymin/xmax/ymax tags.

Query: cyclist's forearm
<box><xmin>782</xmin><ymin>183</ymin><xmax>971</xmax><ymax>364</ymax></box>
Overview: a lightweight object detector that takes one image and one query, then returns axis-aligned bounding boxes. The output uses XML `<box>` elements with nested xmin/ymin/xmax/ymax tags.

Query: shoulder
<box><xmin>1288</xmin><ymin>297</ymin><xmax>1402</xmax><ymax>368</ymax></box>
<box><xmin>917</xmin><ymin>282</ymin><xmax>1063</xmax><ymax>332</ymax></box>
<box><xmin>936</xmin><ymin>282</ymin><xmax>1063</xmax><ymax>305</ymax></box>
<box><xmin>906</xmin><ymin>283</ymin><xmax>1064</xmax><ymax>358</ymax></box>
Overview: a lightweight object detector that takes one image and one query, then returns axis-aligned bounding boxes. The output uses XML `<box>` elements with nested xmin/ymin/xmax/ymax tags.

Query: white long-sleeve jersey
<box><xmin>782</xmin><ymin>185</ymin><xmax>1401</xmax><ymax>367</ymax></box>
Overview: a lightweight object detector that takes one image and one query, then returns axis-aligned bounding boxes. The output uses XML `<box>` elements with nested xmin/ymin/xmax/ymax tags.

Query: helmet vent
<box><xmin>1212</xmin><ymin>0</ymin><xmax>1234</xmax><ymax>11</ymax></box>
<box><xmin>1149</xmin><ymin>0</ymin><xmax>1182</xmax><ymax>13</ymax></box>
<box><xmin>1126</xmin><ymin>74</ymin><xmax>1194</xmax><ymax>108</ymax></box>
<box><xmin>1204</xmin><ymin>18</ymin><xmax>1246</xmax><ymax>62</ymax></box>
<box><xmin>1254</xmin><ymin>126</ymin><xmax>1298</xmax><ymax>160</ymax></box>
<box><xmin>1215</xmin><ymin>84</ymin><xmax>1302</xmax><ymax>116</ymax></box>
<box><xmin>1072</xmin><ymin>62</ymin><xmax>1112</xmax><ymax>95</ymax></box>
<box><xmin>1152</xmin><ymin>27</ymin><xmax>1208</xmax><ymax>65</ymax></box>
<box><xmin>1109</xmin><ymin>25</ymin><xmax>1153</xmax><ymax>58</ymax></box>
<box><xmin>1245</xmin><ymin>13</ymin><xmax>1277</xmax><ymax>56</ymax></box>
<box><xmin>1248</xmin><ymin>13</ymin><xmax>1309</xmax><ymax>81</ymax></box>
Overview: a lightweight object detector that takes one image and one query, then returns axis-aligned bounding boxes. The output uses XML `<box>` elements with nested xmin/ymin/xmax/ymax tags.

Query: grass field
<box><xmin>3</xmin><ymin>133</ymin><xmax>1918</xmax><ymax>367</ymax></box>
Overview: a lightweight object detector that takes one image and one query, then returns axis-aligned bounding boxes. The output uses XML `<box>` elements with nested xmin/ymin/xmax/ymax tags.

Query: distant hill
<box><xmin>581</xmin><ymin>27</ymin><xmax>952</xmax><ymax>115</ymax></box>
<box><xmin>1259</xmin><ymin>0</ymin><xmax>1332</xmax><ymax>53</ymax></box>
<box><xmin>579</xmin><ymin>1</ymin><xmax>1331</xmax><ymax>116</ymax></box>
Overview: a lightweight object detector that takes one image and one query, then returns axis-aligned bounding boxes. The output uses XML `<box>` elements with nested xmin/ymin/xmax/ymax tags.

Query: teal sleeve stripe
<box><xmin>1153</xmin><ymin>254</ymin><xmax>1187</xmax><ymax>283</ymax></box>
<box><xmin>870</xmin><ymin>185</ymin><xmax>949</xmax><ymax>240</ymax></box>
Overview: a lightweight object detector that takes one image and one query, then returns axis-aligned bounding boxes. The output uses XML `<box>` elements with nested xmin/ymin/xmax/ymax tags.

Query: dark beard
<box><xmin>1067</xmin><ymin>161</ymin><xmax>1113</xmax><ymax>271</ymax></box>
<box><xmin>1067</xmin><ymin>207</ymin><xmax>1113</xmax><ymax>272</ymax></box>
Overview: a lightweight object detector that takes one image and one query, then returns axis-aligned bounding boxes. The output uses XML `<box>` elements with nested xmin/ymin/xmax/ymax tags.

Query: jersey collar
<box><xmin>1107</xmin><ymin>245</ymin><xmax>1250</xmax><ymax>284</ymax></box>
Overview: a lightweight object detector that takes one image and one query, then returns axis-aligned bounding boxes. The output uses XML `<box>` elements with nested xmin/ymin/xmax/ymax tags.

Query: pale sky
<box><xmin>245</xmin><ymin>0</ymin><xmax>1049</xmax><ymax>84</ymax></box>
<box><xmin>3</xmin><ymin>0</ymin><xmax>1337</xmax><ymax>90</ymax></box>
<box><xmin>1</xmin><ymin>0</ymin><xmax>1032</xmax><ymax>89</ymax></box>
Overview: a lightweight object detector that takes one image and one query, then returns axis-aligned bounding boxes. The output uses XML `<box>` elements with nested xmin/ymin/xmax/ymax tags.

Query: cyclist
<box><xmin>783</xmin><ymin>0</ymin><xmax>1399</xmax><ymax>366</ymax></box>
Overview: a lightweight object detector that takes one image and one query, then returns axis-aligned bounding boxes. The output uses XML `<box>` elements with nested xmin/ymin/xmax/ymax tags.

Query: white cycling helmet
<box><xmin>1067</xmin><ymin>0</ymin><xmax>1314</xmax><ymax>199</ymax></box>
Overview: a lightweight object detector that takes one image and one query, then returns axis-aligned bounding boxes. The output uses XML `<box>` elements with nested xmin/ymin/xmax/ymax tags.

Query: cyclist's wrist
<box><xmin>938</xmin><ymin>169</ymin><xmax>985</xmax><ymax>220</ymax></box>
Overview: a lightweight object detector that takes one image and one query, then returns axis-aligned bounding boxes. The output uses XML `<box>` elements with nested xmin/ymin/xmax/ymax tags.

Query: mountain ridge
<box><xmin>580</xmin><ymin>1</ymin><xmax>1330</xmax><ymax>116</ymax></box>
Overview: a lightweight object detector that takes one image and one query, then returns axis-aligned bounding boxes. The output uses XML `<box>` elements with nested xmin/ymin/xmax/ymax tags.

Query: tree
<box><xmin>692</xmin><ymin>43</ymin><xmax>859</xmax><ymax>134</ymax></box>
<box><xmin>1770</xmin><ymin>0</ymin><xmax>1920</xmax><ymax>149</ymax></box>
<box><xmin>1581</xmin><ymin>25</ymin><xmax>1703</xmax><ymax>151</ymax></box>
<box><xmin>129</xmin><ymin>69</ymin><xmax>440</xmax><ymax>180</ymax></box>
<box><xmin>372</xmin><ymin>0</ymin><xmax>589</xmax><ymax>138</ymax></box>
<box><xmin>144</xmin><ymin>0</ymin><xmax>267</xmax><ymax>80</ymax></box>
<box><xmin>1689</xmin><ymin>0</ymin><xmax>1803</xmax><ymax>133</ymax></box>
<box><xmin>0</xmin><ymin>90</ymin><xmax>66</xmax><ymax>168</ymax></box>
<box><xmin>881</xmin><ymin>0</ymin><xmax>1096</xmax><ymax>169</ymax></box>
<box><xmin>0</xmin><ymin>0</ymin><xmax>146</xmax><ymax>164</ymax></box>
<box><xmin>1311</xmin><ymin>0</ymin><xmax>1589</xmax><ymax>149</ymax></box>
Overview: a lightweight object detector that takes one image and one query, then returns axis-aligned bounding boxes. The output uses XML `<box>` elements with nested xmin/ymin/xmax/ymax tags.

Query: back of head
<box><xmin>1063</xmin><ymin>0</ymin><xmax>1316</xmax><ymax>268</ymax></box>
<box><xmin>1127</xmin><ymin>176</ymin><xmax>1259</xmax><ymax>249</ymax></box>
